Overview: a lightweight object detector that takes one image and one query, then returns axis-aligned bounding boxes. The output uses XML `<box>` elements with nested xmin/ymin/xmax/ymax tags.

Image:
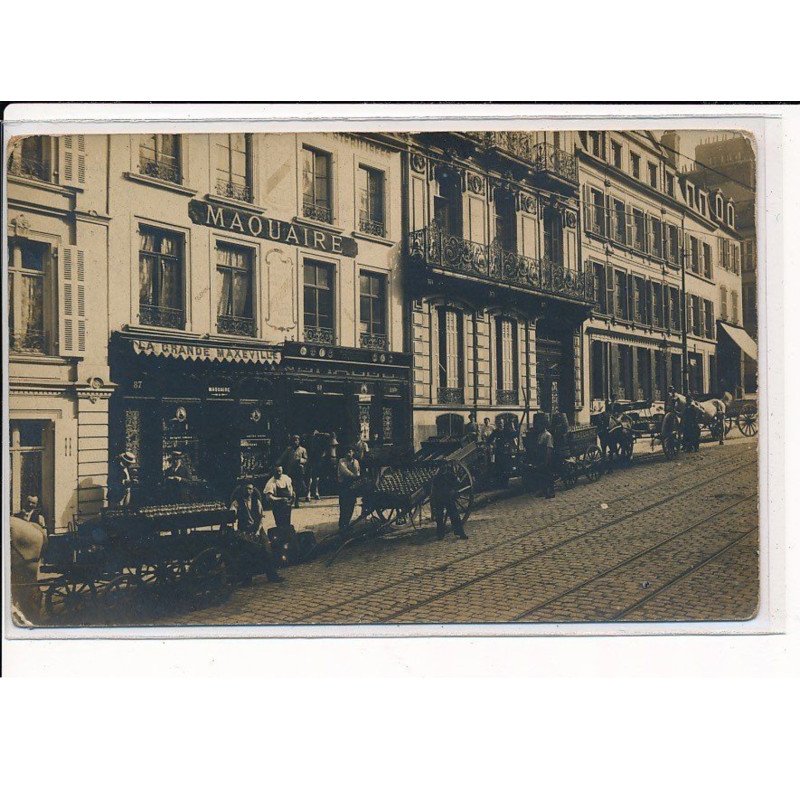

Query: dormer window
<box><xmin>686</xmin><ymin>185</ymin><xmax>695</xmax><ymax>207</ymax></box>
<box><xmin>630</xmin><ymin>153</ymin><xmax>640</xmax><ymax>179</ymax></box>
<box><xmin>699</xmin><ymin>194</ymin><xmax>707</xmax><ymax>216</ymax></box>
<box><xmin>611</xmin><ymin>140</ymin><xmax>622</xmax><ymax>168</ymax></box>
<box><xmin>589</xmin><ymin>131</ymin><xmax>605</xmax><ymax>159</ymax></box>
<box><xmin>715</xmin><ymin>195</ymin><xmax>723</xmax><ymax>218</ymax></box>
<box><xmin>726</xmin><ymin>204</ymin><xmax>735</xmax><ymax>227</ymax></box>
<box><xmin>647</xmin><ymin>162</ymin><xmax>658</xmax><ymax>189</ymax></box>
<box><xmin>665</xmin><ymin>173</ymin><xmax>675</xmax><ymax>197</ymax></box>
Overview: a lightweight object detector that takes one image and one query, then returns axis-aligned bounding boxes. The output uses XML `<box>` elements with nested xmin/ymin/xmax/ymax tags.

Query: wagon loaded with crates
<box><xmin>39</xmin><ymin>501</ymin><xmax>241</xmax><ymax>620</ymax></box>
<box><xmin>519</xmin><ymin>422</ymin><xmax>604</xmax><ymax>490</ymax></box>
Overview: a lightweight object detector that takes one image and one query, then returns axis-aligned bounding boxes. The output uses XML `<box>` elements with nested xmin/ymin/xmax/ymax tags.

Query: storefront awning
<box><xmin>719</xmin><ymin>322</ymin><xmax>758</xmax><ymax>362</ymax></box>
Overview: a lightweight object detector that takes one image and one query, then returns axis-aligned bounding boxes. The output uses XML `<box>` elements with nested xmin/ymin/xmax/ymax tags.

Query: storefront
<box><xmin>281</xmin><ymin>341</ymin><xmax>411</xmax><ymax>450</ymax></box>
<box><xmin>109</xmin><ymin>332</ymin><xmax>282</xmax><ymax>503</ymax></box>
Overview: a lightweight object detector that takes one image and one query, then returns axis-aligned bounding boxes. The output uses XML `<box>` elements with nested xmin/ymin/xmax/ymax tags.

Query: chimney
<box><xmin>660</xmin><ymin>131</ymin><xmax>680</xmax><ymax>168</ymax></box>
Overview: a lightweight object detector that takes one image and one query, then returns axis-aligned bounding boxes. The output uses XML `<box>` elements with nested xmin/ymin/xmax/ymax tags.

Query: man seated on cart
<box><xmin>229</xmin><ymin>483</ymin><xmax>284</xmax><ymax>584</ymax></box>
<box><xmin>431</xmin><ymin>462</ymin><xmax>468</xmax><ymax>541</ymax></box>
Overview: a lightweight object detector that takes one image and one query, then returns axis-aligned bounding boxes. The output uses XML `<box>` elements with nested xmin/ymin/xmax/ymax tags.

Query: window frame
<box><xmin>357</xmin><ymin>164</ymin><xmax>386</xmax><ymax>238</ymax></box>
<box><xmin>495</xmin><ymin>316</ymin><xmax>519</xmax><ymax>402</ymax></box>
<box><xmin>215</xmin><ymin>239</ymin><xmax>256</xmax><ymax>336</ymax></box>
<box><xmin>214</xmin><ymin>133</ymin><xmax>253</xmax><ymax>203</ymax></box>
<box><xmin>303</xmin><ymin>258</ymin><xmax>336</xmax><ymax>342</ymax></box>
<box><xmin>302</xmin><ymin>145</ymin><xmax>333</xmax><ymax>223</ymax></box>
<box><xmin>137</xmin><ymin>225</ymin><xmax>186</xmax><ymax>329</ymax></box>
<box><xmin>630</xmin><ymin>152</ymin><xmax>641</xmax><ymax>179</ymax></box>
<box><xmin>7</xmin><ymin>236</ymin><xmax>55</xmax><ymax>355</ymax></box>
<box><xmin>139</xmin><ymin>134</ymin><xmax>182</xmax><ymax>184</ymax></box>
<box><xmin>359</xmin><ymin>269</ymin><xmax>388</xmax><ymax>349</ymax></box>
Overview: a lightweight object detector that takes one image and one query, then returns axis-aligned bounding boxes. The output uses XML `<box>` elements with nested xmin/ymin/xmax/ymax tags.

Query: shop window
<box><xmin>216</xmin><ymin>241</ymin><xmax>255</xmax><ymax>336</ymax></box>
<box><xmin>647</xmin><ymin>162</ymin><xmax>658</xmax><ymax>189</ymax></box>
<box><xmin>357</xmin><ymin>165</ymin><xmax>385</xmax><ymax>237</ymax></box>
<box><xmin>493</xmin><ymin>188</ymin><xmax>517</xmax><ymax>252</ymax></box>
<box><xmin>215</xmin><ymin>133</ymin><xmax>252</xmax><ymax>202</ymax></box>
<box><xmin>655</xmin><ymin>351</ymin><xmax>667</xmax><ymax>399</ymax></box>
<box><xmin>614</xmin><ymin>270</ymin><xmax>629</xmax><ymax>320</ymax></box>
<box><xmin>437</xmin><ymin>307</ymin><xmax>464</xmax><ymax>404</ymax></box>
<box><xmin>704</xmin><ymin>299</ymin><xmax>715</xmax><ymax>339</ymax></box>
<box><xmin>588</xmin><ymin>188</ymin><xmax>605</xmax><ymax>236</ymax></box>
<box><xmin>434</xmin><ymin>168</ymin><xmax>463</xmax><ymax>238</ymax></box>
<box><xmin>611</xmin><ymin>198</ymin><xmax>626</xmax><ymax>245</ymax></box>
<box><xmin>630</xmin><ymin>152</ymin><xmax>640</xmax><ymax>179</ymax></box>
<box><xmin>591</xmin><ymin>340</ymin><xmax>606</xmax><ymax>402</ymax></box>
<box><xmin>593</xmin><ymin>262</ymin><xmax>607</xmax><ymax>313</ymax></box>
<box><xmin>649</xmin><ymin>217</ymin><xmax>663</xmax><ymax>259</ymax></box>
<box><xmin>7</xmin><ymin>136</ymin><xmax>53</xmax><ymax>182</ymax></box>
<box><xmin>636</xmin><ymin>348</ymin><xmax>651</xmax><ymax>401</ymax></box>
<box><xmin>436</xmin><ymin>413</ymin><xmax>464</xmax><ymax>438</ymax></box>
<box><xmin>632</xmin><ymin>208</ymin><xmax>646</xmax><ymax>252</ymax></box>
<box><xmin>543</xmin><ymin>205</ymin><xmax>563</xmax><ymax>265</ymax></box>
<box><xmin>359</xmin><ymin>271</ymin><xmax>387</xmax><ymax>350</ymax></box>
<box><xmin>616</xmin><ymin>344</ymin><xmax>633</xmax><ymax>399</ymax></box>
<box><xmin>8</xmin><ymin>237</ymin><xmax>54</xmax><ymax>354</ymax></box>
<box><xmin>703</xmin><ymin>241</ymin><xmax>713</xmax><ymax>278</ymax></box>
<box><xmin>303</xmin><ymin>259</ymin><xmax>335</xmax><ymax>344</ymax></box>
<box><xmin>139</xmin><ymin>226</ymin><xmax>185</xmax><ymax>329</ymax></box>
<box><xmin>9</xmin><ymin>420</ymin><xmax>47</xmax><ymax>522</ymax></box>
<box><xmin>689</xmin><ymin>354</ymin><xmax>704</xmax><ymax>395</ymax></box>
<box><xmin>139</xmin><ymin>134</ymin><xmax>181</xmax><ymax>183</ymax></box>
<box><xmin>495</xmin><ymin>317</ymin><xmax>519</xmax><ymax>405</ymax></box>
<box><xmin>302</xmin><ymin>146</ymin><xmax>333</xmax><ymax>223</ymax></box>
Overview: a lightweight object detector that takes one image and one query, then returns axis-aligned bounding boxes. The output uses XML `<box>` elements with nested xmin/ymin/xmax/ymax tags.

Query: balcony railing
<box><xmin>465</xmin><ymin>133</ymin><xmax>578</xmax><ymax>184</ymax></box>
<box><xmin>407</xmin><ymin>226</ymin><xmax>594</xmax><ymax>304</ymax></box>
<box><xmin>359</xmin><ymin>331</ymin><xmax>388</xmax><ymax>351</ymax></box>
<box><xmin>217</xmin><ymin>315</ymin><xmax>256</xmax><ymax>336</ymax></box>
<box><xmin>7</xmin><ymin>156</ymin><xmax>51</xmax><ymax>182</ymax></box>
<box><xmin>304</xmin><ymin>325</ymin><xmax>335</xmax><ymax>345</ymax></box>
<box><xmin>216</xmin><ymin>179</ymin><xmax>253</xmax><ymax>203</ymax></box>
<box><xmin>10</xmin><ymin>329</ymin><xmax>46</xmax><ymax>354</ymax></box>
<box><xmin>358</xmin><ymin>212</ymin><xmax>385</xmax><ymax>238</ymax></box>
<box><xmin>140</xmin><ymin>158</ymin><xmax>181</xmax><ymax>184</ymax></box>
<box><xmin>437</xmin><ymin>386</ymin><xmax>465</xmax><ymax>405</ymax></box>
<box><xmin>139</xmin><ymin>304</ymin><xmax>185</xmax><ymax>329</ymax></box>
<box><xmin>496</xmin><ymin>388</ymin><xmax>519</xmax><ymax>406</ymax></box>
<box><xmin>302</xmin><ymin>201</ymin><xmax>333</xmax><ymax>224</ymax></box>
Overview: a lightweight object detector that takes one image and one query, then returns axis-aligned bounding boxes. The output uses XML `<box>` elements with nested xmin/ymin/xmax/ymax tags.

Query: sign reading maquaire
<box><xmin>189</xmin><ymin>199</ymin><xmax>358</xmax><ymax>258</ymax></box>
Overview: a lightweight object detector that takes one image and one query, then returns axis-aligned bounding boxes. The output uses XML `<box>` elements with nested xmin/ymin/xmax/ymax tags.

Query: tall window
<box><xmin>731</xmin><ymin>290</ymin><xmax>739</xmax><ymax>324</ymax></box>
<box><xmin>720</xmin><ymin>286</ymin><xmax>728</xmax><ymax>321</ymax></box>
<box><xmin>689</xmin><ymin>236</ymin><xmax>700</xmax><ymax>273</ymax></box>
<box><xmin>139</xmin><ymin>226</ymin><xmax>184</xmax><ymax>329</ymax></box>
<box><xmin>434</xmin><ymin>169</ymin><xmax>463</xmax><ymax>237</ymax></box>
<box><xmin>611</xmin><ymin>140</ymin><xmax>622</xmax><ymax>168</ymax></box>
<box><xmin>653</xmin><ymin>283</ymin><xmax>664</xmax><ymax>327</ymax></box>
<box><xmin>614</xmin><ymin>270</ymin><xmax>629</xmax><ymax>319</ymax></box>
<box><xmin>665</xmin><ymin>172</ymin><xmax>675</xmax><ymax>197</ymax></box>
<box><xmin>589</xmin><ymin>188</ymin><xmax>605</xmax><ymax>236</ymax></box>
<box><xmin>647</xmin><ymin>162</ymin><xmax>658</xmax><ymax>188</ymax></box>
<box><xmin>702</xmin><ymin>242</ymin><xmax>713</xmax><ymax>278</ymax></box>
<box><xmin>8</xmin><ymin>237</ymin><xmax>53</xmax><ymax>354</ymax></box>
<box><xmin>669</xmin><ymin>287</ymin><xmax>681</xmax><ymax>329</ymax></box>
<box><xmin>704</xmin><ymin>299</ymin><xmax>715</xmax><ymax>339</ymax></box>
<box><xmin>303</xmin><ymin>259</ymin><xmax>335</xmax><ymax>343</ymax></box>
<box><xmin>611</xmin><ymin>198</ymin><xmax>626</xmax><ymax>244</ymax></box>
<box><xmin>437</xmin><ymin>308</ymin><xmax>464</xmax><ymax>404</ymax></box>
<box><xmin>649</xmin><ymin>217</ymin><xmax>663</xmax><ymax>258</ymax></box>
<box><xmin>359</xmin><ymin>271</ymin><xmax>387</xmax><ymax>350</ymax></box>
<box><xmin>632</xmin><ymin>208</ymin><xmax>646</xmax><ymax>252</ymax></box>
<box><xmin>667</xmin><ymin>224</ymin><xmax>680</xmax><ymax>265</ymax></box>
<box><xmin>593</xmin><ymin>262</ymin><xmax>607</xmax><ymax>313</ymax></box>
<box><xmin>358</xmin><ymin>166</ymin><xmax>385</xmax><ymax>237</ymax></box>
<box><xmin>215</xmin><ymin>133</ymin><xmax>252</xmax><ymax>202</ymax></box>
<box><xmin>139</xmin><ymin>134</ymin><xmax>181</xmax><ymax>183</ymax></box>
<box><xmin>9</xmin><ymin>421</ymin><xmax>47</xmax><ymax>521</ymax></box>
<box><xmin>630</xmin><ymin>152</ymin><xmax>640</xmax><ymax>179</ymax></box>
<box><xmin>691</xmin><ymin>295</ymin><xmax>702</xmax><ymax>336</ymax></box>
<box><xmin>495</xmin><ymin>318</ymin><xmax>519</xmax><ymax>404</ymax></box>
<box><xmin>543</xmin><ymin>206</ymin><xmax>563</xmax><ymax>264</ymax></box>
<box><xmin>7</xmin><ymin>136</ymin><xmax>52</xmax><ymax>182</ymax></box>
<box><xmin>589</xmin><ymin>131</ymin><xmax>604</xmax><ymax>158</ymax></box>
<box><xmin>216</xmin><ymin>242</ymin><xmax>254</xmax><ymax>336</ymax></box>
<box><xmin>493</xmin><ymin>189</ymin><xmax>517</xmax><ymax>252</ymax></box>
<box><xmin>302</xmin><ymin>146</ymin><xmax>332</xmax><ymax>223</ymax></box>
<box><xmin>634</xmin><ymin>276</ymin><xmax>647</xmax><ymax>322</ymax></box>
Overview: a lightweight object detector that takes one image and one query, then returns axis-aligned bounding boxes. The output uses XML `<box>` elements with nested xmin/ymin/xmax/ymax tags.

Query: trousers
<box><xmin>432</xmin><ymin>498</ymin><xmax>465</xmax><ymax>539</ymax></box>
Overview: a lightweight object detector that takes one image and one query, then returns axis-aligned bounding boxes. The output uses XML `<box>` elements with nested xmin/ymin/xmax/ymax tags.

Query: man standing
<box><xmin>531</xmin><ymin>413</ymin><xmax>556</xmax><ymax>499</ymax></box>
<box><xmin>229</xmin><ymin>483</ymin><xmax>283</xmax><ymax>583</ymax></box>
<box><xmin>337</xmin><ymin>445</ymin><xmax>361</xmax><ymax>534</ymax></box>
<box><xmin>478</xmin><ymin>416</ymin><xmax>494</xmax><ymax>443</ymax></box>
<box><xmin>430</xmin><ymin>462</ymin><xmax>468</xmax><ymax>540</ymax></box>
<box><xmin>108</xmin><ymin>451</ymin><xmax>137</xmax><ymax>507</ymax></box>
<box><xmin>264</xmin><ymin>465</ymin><xmax>295</xmax><ymax>528</ymax></box>
<box><xmin>279</xmin><ymin>435</ymin><xmax>309</xmax><ymax>507</ymax></box>
<box><xmin>465</xmin><ymin>411</ymin><xmax>479</xmax><ymax>441</ymax></box>
<box><xmin>488</xmin><ymin>419</ymin><xmax>514</xmax><ymax>487</ymax></box>
<box><xmin>14</xmin><ymin>495</ymin><xmax>46</xmax><ymax>529</ymax></box>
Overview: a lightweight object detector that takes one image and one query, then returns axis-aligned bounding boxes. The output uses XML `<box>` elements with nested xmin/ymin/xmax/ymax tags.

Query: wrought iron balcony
<box><xmin>7</xmin><ymin>156</ymin><xmax>51</xmax><ymax>182</ymax></box>
<box><xmin>496</xmin><ymin>388</ymin><xmax>519</xmax><ymax>406</ymax></box>
<box><xmin>437</xmin><ymin>386</ymin><xmax>465</xmax><ymax>405</ymax></box>
<box><xmin>359</xmin><ymin>331</ymin><xmax>388</xmax><ymax>351</ymax></box>
<box><xmin>217</xmin><ymin>314</ymin><xmax>256</xmax><ymax>336</ymax></box>
<box><xmin>215</xmin><ymin>179</ymin><xmax>253</xmax><ymax>203</ymax></box>
<box><xmin>139</xmin><ymin>304</ymin><xmax>185</xmax><ymax>329</ymax></box>
<box><xmin>304</xmin><ymin>325</ymin><xmax>335</xmax><ymax>345</ymax></box>
<box><xmin>9</xmin><ymin>329</ymin><xmax>46</xmax><ymax>354</ymax></box>
<box><xmin>302</xmin><ymin>201</ymin><xmax>333</xmax><ymax>224</ymax></box>
<box><xmin>140</xmin><ymin>158</ymin><xmax>181</xmax><ymax>184</ymax></box>
<box><xmin>407</xmin><ymin>226</ymin><xmax>594</xmax><ymax>304</ymax></box>
<box><xmin>465</xmin><ymin>133</ymin><xmax>578</xmax><ymax>184</ymax></box>
<box><xmin>358</xmin><ymin>212</ymin><xmax>385</xmax><ymax>238</ymax></box>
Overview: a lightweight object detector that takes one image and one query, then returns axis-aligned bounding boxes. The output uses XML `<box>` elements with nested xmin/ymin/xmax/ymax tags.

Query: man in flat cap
<box><xmin>108</xmin><ymin>451</ymin><xmax>137</xmax><ymax>507</ymax></box>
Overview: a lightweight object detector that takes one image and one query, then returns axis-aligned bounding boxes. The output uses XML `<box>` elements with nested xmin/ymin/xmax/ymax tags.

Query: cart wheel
<box><xmin>102</xmin><ymin>574</ymin><xmax>145</xmax><ymax>618</ymax></box>
<box><xmin>452</xmin><ymin>460</ymin><xmax>474</xmax><ymax>524</ymax></box>
<box><xmin>187</xmin><ymin>547</ymin><xmax>230</xmax><ymax>603</ymax></box>
<box><xmin>737</xmin><ymin>405</ymin><xmax>758</xmax><ymax>437</ymax></box>
<box><xmin>662</xmin><ymin>431</ymin><xmax>680</xmax><ymax>460</ymax></box>
<box><xmin>372</xmin><ymin>506</ymin><xmax>399</xmax><ymax>527</ymax></box>
<box><xmin>136</xmin><ymin>560</ymin><xmax>184</xmax><ymax>588</ymax></box>
<box><xmin>44</xmin><ymin>576</ymin><xmax>97</xmax><ymax>618</ymax></box>
<box><xmin>584</xmin><ymin>446</ymin><xmax>603</xmax><ymax>482</ymax></box>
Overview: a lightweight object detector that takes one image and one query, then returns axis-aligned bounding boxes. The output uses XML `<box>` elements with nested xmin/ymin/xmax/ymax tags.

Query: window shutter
<box><xmin>645</xmin><ymin>279</ymin><xmax>653</xmax><ymax>325</ymax></box>
<box><xmin>582</xmin><ymin>185</ymin><xmax>591</xmax><ymax>233</ymax></box>
<box><xmin>626</xmin><ymin>273</ymin><xmax>634</xmax><ymax>320</ymax></box>
<box><xmin>625</xmin><ymin>204</ymin><xmax>633</xmax><ymax>247</ymax></box>
<box><xmin>60</xmin><ymin>134</ymin><xmax>86</xmax><ymax>188</ymax></box>
<box><xmin>58</xmin><ymin>246</ymin><xmax>87</xmax><ymax>356</ymax></box>
<box><xmin>698</xmin><ymin>241</ymin><xmax>705</xmax><ymax>276</ymax></box>
<box><xmin>605</xmin><ymin>264</ymin><xmax>614</xmax><ymax>316</ymax></box>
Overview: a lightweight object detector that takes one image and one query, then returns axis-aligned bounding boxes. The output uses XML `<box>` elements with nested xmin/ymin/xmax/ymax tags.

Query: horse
<box><xmin>10</xmin><ymin>516</ymin><xmax>48</xmax><ymax>625</ymax></box>
<box><xmin>595</xmin><ymin>408</ymin><xmax>635</xmax><ymax>466</ymax></box>
<box><xmin>669</xmin><ymin>391</ymin><xmax>727</xmax><ymax>444</ymax></box>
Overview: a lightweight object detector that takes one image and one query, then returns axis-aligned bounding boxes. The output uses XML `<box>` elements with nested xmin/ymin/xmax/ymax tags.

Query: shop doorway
<box><xmin>289</xmin><ymin>392</ymin><xmax>354</xmax><ymax>446</ymax></box>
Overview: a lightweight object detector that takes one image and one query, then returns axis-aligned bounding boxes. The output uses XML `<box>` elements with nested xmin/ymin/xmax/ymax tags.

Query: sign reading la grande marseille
<box><xmin>189</xmin><ymin>199</ymin><xmax>358</xmax><ymax>258</ymax></box>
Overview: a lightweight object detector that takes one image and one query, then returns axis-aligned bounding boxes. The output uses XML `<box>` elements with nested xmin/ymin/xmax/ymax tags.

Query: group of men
<box><xmin>465</xmin><ymin>411</ymin><xmax>520</xmax><ymax>487</ymax></box>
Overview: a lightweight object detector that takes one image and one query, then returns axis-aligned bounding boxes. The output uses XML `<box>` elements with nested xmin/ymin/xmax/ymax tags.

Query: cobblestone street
<box><xmin>127</xmin><ymin>434</ymin><xmax>758</xmax><ymax>629</ymax></box>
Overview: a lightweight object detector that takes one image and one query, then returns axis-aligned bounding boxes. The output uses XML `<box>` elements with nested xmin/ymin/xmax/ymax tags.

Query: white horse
<box><xmin>669</xmin><ymin>390</ymin><xmax>727</xmax><ymax>444</ymax></box>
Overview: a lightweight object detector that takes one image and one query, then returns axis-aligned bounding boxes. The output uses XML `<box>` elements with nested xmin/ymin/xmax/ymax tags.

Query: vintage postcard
<box><xmin>4</xmin><ymin>112</ymin><xmax>772</xmax><ymax>633</ymax></box>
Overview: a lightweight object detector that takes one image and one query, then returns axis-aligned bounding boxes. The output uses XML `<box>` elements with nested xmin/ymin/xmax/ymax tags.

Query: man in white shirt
<box><xmin>337</xmin><ymin>446</ymin><xmax>361</xmax><ymax>533</ymax></box>
<box><xmin>264</xmin><ymin>465</ymin><xmax>295</xmax><ymax>528</ymax></box>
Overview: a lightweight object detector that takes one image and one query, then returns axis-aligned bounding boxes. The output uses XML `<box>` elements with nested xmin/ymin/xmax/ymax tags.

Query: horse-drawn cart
<box><xmin>518</xmin><ymin>423</ymin><xmax>604</xmax><ymax>490</ymax></box>
<box><xmin>40</xmin><ymin>501</ymin><xmax>237</xmax><ymax>620</ymax></box>
<box><xmin>724</xmin><ymin>397</ymin><xmax>758</xmax><ymax>437</ymax></box>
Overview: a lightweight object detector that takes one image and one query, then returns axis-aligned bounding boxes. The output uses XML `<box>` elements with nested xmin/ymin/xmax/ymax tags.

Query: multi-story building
<box><xmin>6</xmin><ymin>134</ymin><xmax>113</xmax><ymax>532</ymax></box>
<box><xmin>105</xmin><ymin>132</ymin><xmax>409</xmax><ymax>502</ymax></box>
<box><xmin>578</xmin><ymin>130</ymin><xmax>745</xmax><ymax>411</ymax></box>
<box><xmin>403</xmin><ymin>131</ymin><xmax>595</xmax><ymax>445</ymax></box>
<box><xmin>688</xmin><ymin>134</ymin><xmax>757</xmax><ymax>394</ymax></box>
